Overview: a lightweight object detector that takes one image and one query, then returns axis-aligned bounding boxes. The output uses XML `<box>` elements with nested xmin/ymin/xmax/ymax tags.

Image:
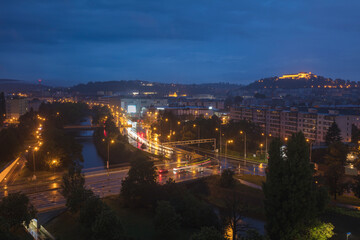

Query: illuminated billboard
<box><xmin>127</xmin><ymin>105</ymin><xmax>137</xmax><ymax>113</ymax></box>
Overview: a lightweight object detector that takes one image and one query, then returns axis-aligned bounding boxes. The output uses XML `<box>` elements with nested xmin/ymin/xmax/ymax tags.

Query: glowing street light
<box><xmin>107</xmin><ymin>139</ymin><xmax>115</xmax><ymax>175</ymax></box>
<box><xmin>240</xmin><ymin>131</ymin><xmax>247</xmax><ymax>165</ymax></box>
<box><xmin>33</xmin><ymin>147</ymin><xmax>39</xmax><ymax>180</ymax></box>
<box><xmin>225</xmin><ymin>139</ymin><xmax>233</xmax><ymax>169</ymax></box>
<box><xmin>306</xmin><ymin>139</ymin><xmax>313</xmax><ymax>163</ymax></box>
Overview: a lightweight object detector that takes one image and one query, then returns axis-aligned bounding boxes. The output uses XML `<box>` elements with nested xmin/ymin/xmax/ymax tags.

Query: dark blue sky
<box><xmin>1</xmin><ymin>0</ymin><xmax>360</xmax><ymax>86</ymax></box>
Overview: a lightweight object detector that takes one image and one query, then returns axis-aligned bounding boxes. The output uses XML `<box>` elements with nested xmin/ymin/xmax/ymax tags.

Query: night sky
<box><xmin>1</xmin><ymin>0</ymin><xmax>360</xmax><ymax>86</ymax></box>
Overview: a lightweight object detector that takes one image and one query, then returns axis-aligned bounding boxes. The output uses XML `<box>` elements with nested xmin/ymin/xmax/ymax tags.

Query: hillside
<box><xmin>71</xmin><ymin>80</ymin><xmax>241</xmax><ymax>97</ymax></box>
<box><xmin>246</xmin><ymin>73</ymin><xmax>359</xmax><ymax>90</ymax></box>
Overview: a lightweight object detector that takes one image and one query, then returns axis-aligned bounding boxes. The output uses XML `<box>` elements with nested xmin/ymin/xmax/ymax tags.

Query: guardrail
<box><xmin>0</xmin><ymin>157</ymin><xmax>20</xmax><ymax>183</ymax></box>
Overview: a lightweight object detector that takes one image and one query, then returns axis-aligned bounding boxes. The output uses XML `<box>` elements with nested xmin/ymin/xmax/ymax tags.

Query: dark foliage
<box><xmin>325</xmin><ymin>122</ymin><xmax>342</xmax><ymax>145</ymax></box>
<box><xmin>154</xmin><ymin>201</ymin><xmax>181</xmax><ymax>237</ymax></box>
<box><xmin>220</xmin><ymin>169</ymin><xmax>235</xmax><ymax>188</ymax></box>
<box><xmin>120</xmin><ymin>156</ymin><xmax>158</xmax><ymax>207</ymax></box>
<box><xmin>324</xmin><ymin>142</ymin><xmax>348</xmax><ymax>200</ymax></box>
<box><xmin>0</xmin><ymin>192</ymin><xmax>36</xmax><ymax>229</ymax></box>
<box><xmin>263</xmin><ymin>133</ymin><xmax>329</xmax><ymax>240</ymax></box>
<box><xmin>61</xmin><ymin>164</ymin><xmax>92</xmax><ymax>212</ymax></box>
<box><xmin>190</xmin><ymin>226</ymin><xmax>224</xmax><ymax>240</ymax></box>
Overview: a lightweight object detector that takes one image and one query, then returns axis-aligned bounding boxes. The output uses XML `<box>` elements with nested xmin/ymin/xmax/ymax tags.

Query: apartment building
<box><xmin>157</xmin><ymin>106</ymin><xmax>214</xmax><ymax>120</ymax></box>
<box><xmin>230</xmin><ymin>106</ymin><xmax>360</xmax><ymax>143</ymax></box>
<box><xmin>6</xmin><ymin>97</ymin><xmax>28</xmax><ymax>119</ymax></box>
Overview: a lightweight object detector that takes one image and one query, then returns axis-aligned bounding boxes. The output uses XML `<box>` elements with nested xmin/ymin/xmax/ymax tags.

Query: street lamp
<box><xmin>33</xmin><ymin>147</ymin><xmax>39</xmax><ymax>180</ymax></box>
<box><xmin>107</xmin><ymin>139</ymin><xmax>115</xmax><ymax>175</ymax></box>
<box><xmin>225</xmin><ymin>139</ymin><xmax>233</xmax><ymax>169</ymax></box>
<box><xmin>306</xmin><ymin>139</ymin><xmax>313</xmax><ymax>163</ymax></box>
<box><xmin>240</xmin><ymin>131</ymin><xmax>247</xmax><ymax>165</ymax></box>
<box><xmin>260</xmin><ymin>143</ymin><xmax>264</xmax><ymax>155</ymax></box>
<box><xmin>262</xmin><ymin>133</ymin><xmax>271</xmax><ymax>162</ymax></box>
<box><xmin>193</xmin><ymin>123</ymin><xmax>200</xmax><ymax>146</ymax></box>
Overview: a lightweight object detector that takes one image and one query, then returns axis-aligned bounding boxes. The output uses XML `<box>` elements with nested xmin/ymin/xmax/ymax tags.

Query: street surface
<box><xmin>0</xmin><ymin>159</ymin><xmax>217</xmax><ymax>213</ymax></box>
<box><xmin>0</xmin><ymin>107</ymin><xmax>266</xmax><ymax>213</ymax></box>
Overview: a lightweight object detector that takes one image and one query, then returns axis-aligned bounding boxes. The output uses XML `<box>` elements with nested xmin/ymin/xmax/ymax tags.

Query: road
<box><xmin>0</xmin><ymin>159</ymin><xmax>217</xmax><ymax>213</ymax></box>
<box><xmin>181</xmin><ymin>145</ymin><xmax>267</xmax><ymax>176</ymax></box>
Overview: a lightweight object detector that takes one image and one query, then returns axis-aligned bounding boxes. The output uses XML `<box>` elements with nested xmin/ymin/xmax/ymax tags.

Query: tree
<box><xmin>61</xmin><ymin>164</ymin><xmax>92</xmax><ymax>212</ymax></box>
<box><xmin>220</xmin><ymin>169</ymin><xmax>235</xmax><ymax>188</ymax></box>
<box><xmin>324</xmin><ymin>142</ymin><xmax>348</xmax><ymax>200</ymax></box>
<box><xmin>190</xmin><ymin>227</ymin><xmax>224</xmax><ymax>240</ymax></box>
<box><xmin>351</xmin><ymin>124</ymin><xmax>360</xmax><ymax>144</ymax></box>
<box><xmin>241</xmin><ymin>229</ymin><xmax>265</xmax><ymax>240</ymax></box>
<box><xmin>306</xmin><ymin>221</ymin><xmax>334</xmax><ymax>240</ymax></box>
<box><xmin>91</xmin><ymin>206</ymin><xmax>123</xmax><ymax>240</ymax></box>
<box><xmin>0</xmin><ymin>92</ymin><xmax>5</xmax><ymax>125</ymax></box>
<box><xmin>80</xmin><ymin>195</ymin><xmax>104</xmax><ymax>228</ymax></box>
<box><xmin>0</xmin><ymin>192</ymin><xmax>36</xmax><ymax>229</ymax></box>
<box><xmin>263</xmin><ymin>133</ymin><xmax>328</xmax><ymax>240</ymax></box>
<box><xmin>325</xmin><ymin>122</ymin><xmax>342</xmax><ymax>145</ymax></box>
<box><xmin>221</xmin><ymin>192</ymin><xmax>246</xmax><ymax>240</ymax></box>
<box><xmin>352</xmin><ymin>176</ymin><xmax>360</xmax><ymax>199</ymax></box>
<box><xmin>120</xmin><ymin>156</ymin><xmax>157</xmax><ymax>207</ymax></box>
<box><xmin>262</xmin><ymin>138</ymin><xmax>285</xmax><ymax>239</ymax></box>
<box><xmin>233</xmin><ymin>96</ymin><xmax>244</xmax><ymax>105</ymax></box>
<box><xmin>154</xmin><ymin>201</ymin><xmax>181</xmax><ymax>237</ymax></box>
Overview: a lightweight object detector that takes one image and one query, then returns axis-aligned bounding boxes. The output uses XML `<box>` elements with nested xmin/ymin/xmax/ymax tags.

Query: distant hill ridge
<box><xmin>0</xmin><ymin>79</ymin><xmax>21</xmax><ymax>83</ymax></box>
<box><xmin>246</xmin><ymin>72</ymin><xmax>359</xmax><ymax>89</ymax></box>
<box><xmin>71</xmin><ymin>80</ymin><xmax>241</xmax><ymax>96</ymax></box>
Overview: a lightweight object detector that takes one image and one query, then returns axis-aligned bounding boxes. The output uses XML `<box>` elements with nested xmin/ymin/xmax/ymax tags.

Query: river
<box><xmin>68</xmin><ymin>117</ymin><xmax>105</xmax><ymax>170</ymax></box>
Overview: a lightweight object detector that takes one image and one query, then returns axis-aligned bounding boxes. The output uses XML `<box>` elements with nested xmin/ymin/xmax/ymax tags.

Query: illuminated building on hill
<box><xmin>278</xmin><ymin>72</ymin><xmax>317</xmax><ymax>80</ymax></box>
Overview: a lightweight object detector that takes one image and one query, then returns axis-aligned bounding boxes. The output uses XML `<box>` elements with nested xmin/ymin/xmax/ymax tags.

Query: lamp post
<box><xmin>225</xmin><ymin>139</ymin><xmax>233</xmax><ymax>169</ymax></box>
<box><xmin>306</xmin><ymin>139</ymin><xmax>313</xmax><ymax>163</ymax></box>
<box><xmin>262</xmin><ymin>133</ymin><xmax>271</xmax><ymax>162</ymax></box>
<box><xmin>240</xmin><ymin>131</ymin><xmax>247</xmax><ymax>166</ymax></box>
<box><xmin>260</xmin><ymin>143</ymin><xmax>263</xmax><ymax>155</ymax></box>
<box><xmin>215</xmin><ymin>127</ymin><xmax>222</xmax><ymax>171</ymax></box>
<box><xmin>193</xmin><ymin>124</ymin><xmax>200</xmax><ymax>146</ymax></box>
<box><xmin>215</xmin><ymin>127</ymin><xmax>222</xmax><ymax>154</ymax></box>
<box><xmin>33</xmin><ymin>147</ymin><xmax>38</xmax><ymax>180</ymax></box>
<box><xmin>107</xmin><ymin>139</ymin><xmax>115</xmax><ymax>175</ymax></box>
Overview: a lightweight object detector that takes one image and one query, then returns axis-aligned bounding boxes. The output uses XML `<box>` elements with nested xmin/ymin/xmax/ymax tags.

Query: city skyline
<box><xmin>1</xmin><ymin>0</ymin><xmax>360</xmax><ymax>86</ymax></box>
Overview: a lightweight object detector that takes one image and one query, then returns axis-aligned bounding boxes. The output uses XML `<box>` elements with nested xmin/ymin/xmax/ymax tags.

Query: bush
<box><xmin>154</xmin><ymin>201</ymin><xmax>180</xmax><ymax>237</ymax></box>
<box><xmin>220</xmin><ymin>169</ymin><xmax>235</xmax><ymax>188</ymax></box>
<box><xmin>190</xmin><ymin>226</ymin><xmax>224</xmax><ymax>240</ymax></box>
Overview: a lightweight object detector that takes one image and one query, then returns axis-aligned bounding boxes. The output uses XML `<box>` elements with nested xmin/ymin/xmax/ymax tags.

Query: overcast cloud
<box><xmin>0</xmin><ymin>0</ymin><xmax>359</xmax><ymax>86</ymax></box>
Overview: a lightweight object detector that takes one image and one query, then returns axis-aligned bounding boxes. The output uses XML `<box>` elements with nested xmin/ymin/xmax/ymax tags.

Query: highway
<box><xmin>0</xmin><ymin>158</ymin><xmax>217</xmax><ymax>213</ymax></box>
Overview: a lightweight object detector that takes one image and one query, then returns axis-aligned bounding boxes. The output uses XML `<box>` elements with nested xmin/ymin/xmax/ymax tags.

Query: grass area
<box><xmin>222</xmin><ymin>149</ymin><xmax>267</xmax><ymax>163</ymax></box>
<box><xmin>334</xmin><ymin>194</ymin><xmax>360</xmax><ymax>207</ymax></box>
<box><xmin>327</xmin><ymin>206</ymin><xmax>360</xmax><ymax>219</ymax></box>
<box><xmin>45</xmin><ymin>211</ymin><xmax>85</xmax><ymax>240</ymax></box>
<box><xmin>236</xmin><ymin>174</ymin><xmax>266</xmax><ymax>186</ymax></box>
<box><xmin>204</xmin><ymin>175</ymin><xmax>266</xmax><ymax>220</ymax></box>
<box><xmin>322</xmin><ymin>207</ymin><xmax>360</xmax><ymax>239</ymax></box>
